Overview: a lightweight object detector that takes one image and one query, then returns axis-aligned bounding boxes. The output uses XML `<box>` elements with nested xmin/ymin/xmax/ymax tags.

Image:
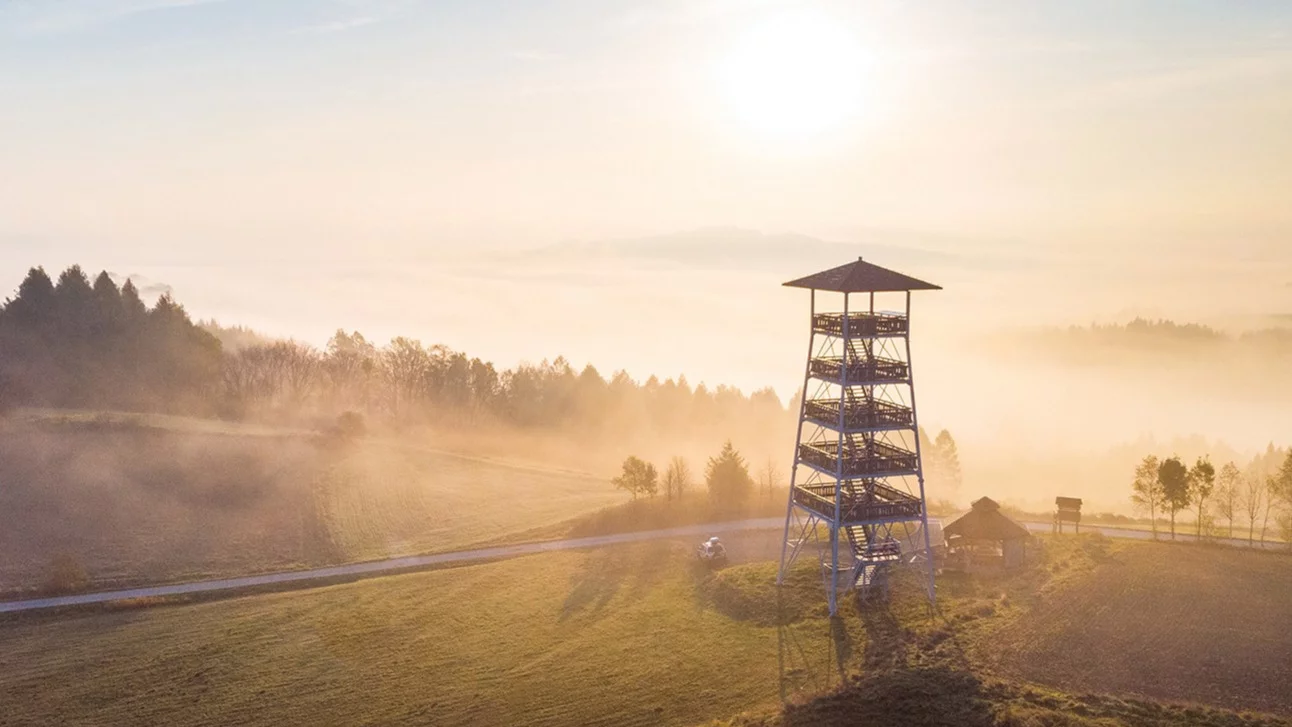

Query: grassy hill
<box><xmin>717</xmin><ymin>538</ymin><xmax>1292</xmax><ymax>727</ymax></box>
<box><xmin>0</xmin><ymin>412</ymin><xmax>620</xmax><ymax>595</ymax></box>
<box><xmin>0</xmin><ymin>543</ymin><xmax>842</xmax><ymax>727</ymax></box>
<box><xmin>980</xmin><ymin>539</ymin><xmax>1292</xmax><ymax>716</ymax></box>
<box><xmin>1</xmin><ymin>535</ymin><xmax>1289</xmax><ymax>726</ymax></box>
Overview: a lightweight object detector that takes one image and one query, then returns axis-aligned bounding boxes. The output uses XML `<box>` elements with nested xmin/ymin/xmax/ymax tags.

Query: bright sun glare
<box><xmin>716</xmin><ymin>12</ymin><xmax>869</xmax><ymax>141</ymax></box>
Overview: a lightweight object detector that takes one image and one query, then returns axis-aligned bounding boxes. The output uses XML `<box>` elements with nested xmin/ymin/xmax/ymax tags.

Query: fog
<box><xmin>7</xmin><ymin>228</ymin><xmax>1288</xmax><ymax>514</ymax></box>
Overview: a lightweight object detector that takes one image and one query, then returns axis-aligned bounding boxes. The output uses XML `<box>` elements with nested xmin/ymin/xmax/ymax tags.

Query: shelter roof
<box><xmin>944</xmin><ymin>496</ymin><xmax>1031</xmax><ymax>541</ymax></box>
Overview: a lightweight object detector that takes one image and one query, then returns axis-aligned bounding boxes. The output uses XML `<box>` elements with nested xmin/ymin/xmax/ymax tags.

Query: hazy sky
<box><xmin>3</xmin><ymin>0</ymin><xmax>1292</xmax><ymax>258</ymax></box>
<box><xmin>3</xmin><ymin>1</ymin><xmax>1291</xmax><ymax>457</ymax></box>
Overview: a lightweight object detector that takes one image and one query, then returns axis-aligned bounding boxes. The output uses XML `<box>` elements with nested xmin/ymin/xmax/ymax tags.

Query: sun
<box><xmin>715</xmin><ymin>12</ymin><xmax>869</xmax><ymax>142</ymax></box>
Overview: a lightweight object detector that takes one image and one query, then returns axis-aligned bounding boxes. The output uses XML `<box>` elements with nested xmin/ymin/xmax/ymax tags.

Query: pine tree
<box><xmin>934</xmin><ymin>429</ymin><xmax>963</xmax><ymax>492</ymax></box>
<box><xmin>5</xmin><ymin>267</ymin><xmax>56</xmax><ymax>327</ymax></box>
<box><xmin>91</xmin><ymin>272</ymin><xmax>123</xmax><ymax>335</ymax></box>
<box><xmin>705</xmin><ymin>440</ymin><xmax>753</xmax><ymax>507</ymax></box>
<box><xmin>120</xmin><ymin>279</ymin><xmax>147</xmax><ymax>323</ymax></box>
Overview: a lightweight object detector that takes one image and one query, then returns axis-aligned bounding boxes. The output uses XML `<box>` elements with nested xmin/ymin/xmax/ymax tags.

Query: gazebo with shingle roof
<box><xmin>944</xmin><ymin>497</ymin><xmax>1031</xmax><ymax>571</ymax></box>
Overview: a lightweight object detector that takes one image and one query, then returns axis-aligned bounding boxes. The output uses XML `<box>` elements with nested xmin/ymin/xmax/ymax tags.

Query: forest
<box><xmin>0</xmin><ymin>265</ymin><xmax>965</xmax><ymax>492</ymax></box>
<box><xmin>0</xmin><ymin>266</ymin><xmax>782</xmax><ymax>432</ymax></box>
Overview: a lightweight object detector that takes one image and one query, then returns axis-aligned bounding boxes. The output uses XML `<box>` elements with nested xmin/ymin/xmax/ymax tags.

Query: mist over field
<box><xmin>6</xmin><ymin>3</ymin><xmax>1292</xmax><ymax>726</ymax></box>
<box><xmin>8</xmin><ymin>227</ymin><xmax>1288</xmax><ymax>512</ymax></box>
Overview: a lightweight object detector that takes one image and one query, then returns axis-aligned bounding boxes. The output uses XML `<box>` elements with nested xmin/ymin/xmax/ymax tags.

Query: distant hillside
<box><xmin>1014</xmin><ymin>318</ymin><xmax>1292</xmax><ymax>355</ymax></box>
<box><xmin>999</xmin><ymin>318</ymin><xmax>1292</xmax><ymax>401</ymax></box>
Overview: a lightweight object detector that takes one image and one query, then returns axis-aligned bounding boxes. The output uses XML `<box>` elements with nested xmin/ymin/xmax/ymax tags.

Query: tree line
<box><xmin>0</xmin><ymin>266</ymin><xmax>220</xmax><ymax>413</ymax></box>
<box><xmin>1130</xmin><ymin>446</ymin><xmax>1292</xmax><ymax>544</ymax></box>
<box><xmin>0</xmin><ymin>266</ymin><xmax>789</xmax><ymax>440</ymax></box>
<box><xmin>613</xmin><ymin>432</ymin><xmax>961</xmax><ymax>507</ymax></box>
<box><xmin>611</xmin><ymin>441</ymin><xmax>755</xmax><ymax>507</ymax></box>
<box><xmin>1</xmin><ymin>265</ymin><xmax>969</xmax><ymax>502</ymax></box>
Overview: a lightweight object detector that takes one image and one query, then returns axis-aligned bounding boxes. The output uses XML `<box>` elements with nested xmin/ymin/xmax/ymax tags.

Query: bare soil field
<box><xmin>0</xmin><ymin>415</ymin><xmax>620</xmax><ymax>595</ymax></box>
<box><xmin>982</xmin><ymin>539</ymin><xmax>1292</xmax><ymax>716</ymax></box>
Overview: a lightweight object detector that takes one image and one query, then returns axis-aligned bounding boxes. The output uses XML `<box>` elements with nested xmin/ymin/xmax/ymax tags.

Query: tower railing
<box><xmin>798</xmin><ymin>440</ymin><xmax>919</xmax><ymax>477</ymax></box>
<box><xmin>803</xmin><ymin>398</ymin><xmax>913</xmax><ymax>431</ymax></box>
<box><xmin>793</xmin><ymin>486</ymin><xmax>924</xmax><ymax>522</ymax></box>
<box><xmin>812</xmin><ymin>311</ymin><xmax>908</xmax><ymax>337</ymax></box>
<box><xmin>807</xmin><ymin>355</ymin><xmax>908</xmax><ymax>384</ymax></box>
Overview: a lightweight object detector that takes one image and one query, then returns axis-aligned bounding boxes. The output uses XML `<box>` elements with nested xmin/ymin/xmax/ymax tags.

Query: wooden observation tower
<box><xmin>776</xmin><ymin>257</ymin><xmax>940</xmax><ymax>615</ymax></box>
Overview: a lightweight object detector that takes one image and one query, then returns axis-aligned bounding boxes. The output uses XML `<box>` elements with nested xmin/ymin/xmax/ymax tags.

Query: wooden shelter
<box><xmin>944</xmin><ymin>497</ymin><xmax>1031</xmax><ymax>572</ymax></box>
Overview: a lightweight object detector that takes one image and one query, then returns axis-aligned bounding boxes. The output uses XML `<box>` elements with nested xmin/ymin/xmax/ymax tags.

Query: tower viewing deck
<box><xmin>811</xmin><ymin>311</ymin><xmax>909</xmax><ymax>337</ymax></box>
<box><xmin>803</xmin><ymin>397</ymin><xmax>914</xmax><ymax>432</ymax></box>
<box><xmin>807</xmin><ymin>354</ymin><xmax>909</xmax><ymax>385</ymax></box>
<box><xmin>776</xmin><ymin>256</ymin><xmax>940</xmax><ymax>615</ymax></box>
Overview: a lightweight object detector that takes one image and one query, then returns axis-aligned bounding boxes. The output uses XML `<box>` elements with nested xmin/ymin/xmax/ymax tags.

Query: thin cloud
<box><xmin>289</xmin><ymin>16</ymin><xmax>379</xmax><ymax>35</ymax></box>
<box><xmin>1052</xmin><ymin>49</ymin><xmax>1292</xmax><ymax>109</ymax></box>
<box><xmin>510</xmin><ymin>50</ymin><xmax>561</xmax><ymax>62</ymax></box>
<box><xmin>2</xmin><ymin>0</ymin><xmax>233</xmax><ymax>33</ymax></box>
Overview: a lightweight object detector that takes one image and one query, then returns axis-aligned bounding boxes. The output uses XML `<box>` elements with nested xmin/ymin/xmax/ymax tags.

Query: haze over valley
<box><xmin>3</xmin><ymin>3</ymin><xmax>1292</xmax><ymax>726</ymax></box>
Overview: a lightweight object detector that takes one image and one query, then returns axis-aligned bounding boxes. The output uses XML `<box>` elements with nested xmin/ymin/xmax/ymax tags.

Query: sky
<box><xmin>2</xmin><ymin>0</ymin><xmax>1292</xmax><ymax>459</ymax></box>
<box><xmin>3</xmin><ymin>0</ymin><xmax>1292</xmax><ymax>255</ymax></box>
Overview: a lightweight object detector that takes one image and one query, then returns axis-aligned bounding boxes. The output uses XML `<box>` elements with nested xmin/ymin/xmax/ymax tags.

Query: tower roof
<box><xmin>783</xmin><ymin>257</ymin><xmax>941</xmax><ymax>293</ymax></box>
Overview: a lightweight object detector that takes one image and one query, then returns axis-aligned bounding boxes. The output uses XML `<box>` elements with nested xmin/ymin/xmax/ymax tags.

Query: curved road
<box><xmin>1</xmin><ymin>517</ymin><xmax>1275</xmax><ymax>615</ymax></box>
<box><xmin>0</xmin><ymin>518</ymin><xmax>785</xmax><ymax>614</ymax></box>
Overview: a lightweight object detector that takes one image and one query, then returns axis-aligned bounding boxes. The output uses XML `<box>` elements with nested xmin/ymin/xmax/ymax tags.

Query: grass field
<box><xmin>0</xmin><ymin>543</ymin><xmax>845</xmax><ymax>727</ymax></box>
<box><xmin>715</xmin><ymin>536</ymin><xmax>1292</xmax><ymax>727</ymax></box>
<box><xmin>2</xmin><ymin>535</ymin><xmax>1290</xmax><ymax>726</ymax></box>
<box><xmin>0</xmin><ymin>413</ymin><xmax>621</xmax><ymax>595</ymax></box>
<box><xmin>980</xmin><ymin>539</ymin><xmax>1292</xmax><ymax>716</ymax></box>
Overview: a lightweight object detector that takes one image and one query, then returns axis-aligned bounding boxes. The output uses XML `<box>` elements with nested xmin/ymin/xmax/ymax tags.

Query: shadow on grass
<box><xmin>558</xmin><ymin>541</ymin><xmax>675</xmax><ymax>622</ymax></box>
<box><xmin>776</xmin><ymin>598</ymin><xmax>849</xmax><ymax>705</ymax></box>
<box><xmin>781</xmin><ymin>664</ymin><xmax>999</xmax><ymax>727</ymax></box>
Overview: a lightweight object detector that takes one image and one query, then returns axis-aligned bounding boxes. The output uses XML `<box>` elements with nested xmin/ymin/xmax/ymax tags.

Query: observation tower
<box><xmin>776</xmin><ymin>257</ymin><xmax>940</xmax><ymax>615</ymax></box>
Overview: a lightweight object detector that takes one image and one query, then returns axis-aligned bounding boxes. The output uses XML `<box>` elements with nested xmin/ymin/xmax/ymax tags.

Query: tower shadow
<box><xmin>777</xmin><ymin>593</ymin><xmax>850</xmax><ymax>703</ymax></box>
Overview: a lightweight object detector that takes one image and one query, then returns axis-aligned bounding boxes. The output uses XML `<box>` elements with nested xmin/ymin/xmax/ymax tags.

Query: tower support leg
<box><xmin>828</xmin><ymin>523</ymin><xmax>839</xmax><ymax>616</ymax></box>
<box><xmin>920</xmin><ymin>512</ymin><xmax>936</xmax><ymax>605</ymax></box>
<box><xmin>778</xmin><ymin>508</ymin><xmax>819</xmax><ymax>584</ymax></box>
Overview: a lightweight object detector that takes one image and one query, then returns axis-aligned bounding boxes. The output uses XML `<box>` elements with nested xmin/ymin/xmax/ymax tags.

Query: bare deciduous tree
<box><xmin>1242</xmin><ymin>473</ymin><xmax>1265</xmax><ymax>544</ymax></box>
<box><xmin>611</xmin><ymin>456</ymin><xmax>658</xmax><ymax>500</ymax></box>
<box><xmin>663</xmin><ymin>456</ymin><xmax>692</xmax><ymax>502</ymax></box>
<box><xmin>1189</xmin><ymin>456</ymin><xmax>1215</xmax><ymax>538</ymax></box>
<box><xmin>1213</xmin><ymin>462</ymin><xmax>1242</xmax><ymax>539</ymax></box>
<box><xmin>758</xmin><ymin>458</ymin><xmax>783</xmax><ymax>497</ymax></box>
<box><xmin>1130</xmin><ymin>455</ymin><xmax>1162</xmax><ymax>539</ymax></box>
<box><xmin>1259</xmin><ymin>475</ymin><xmax>1277</xmax><ymax>546</ymax></box>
